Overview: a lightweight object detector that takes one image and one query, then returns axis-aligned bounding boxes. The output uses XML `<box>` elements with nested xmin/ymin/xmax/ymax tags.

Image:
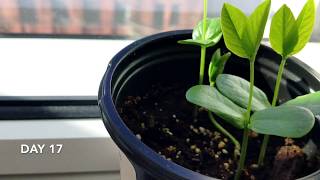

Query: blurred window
<box><xmin>0</xmin><ymin>0</ymin><xmax>318</xmax><ymax>40</ymax></box>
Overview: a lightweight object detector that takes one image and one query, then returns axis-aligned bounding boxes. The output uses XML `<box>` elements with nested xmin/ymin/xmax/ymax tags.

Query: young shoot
<box><xmin>220</xmin><ymin>0</ymin><xmax>271</xmax><ymax>179</ymax></box>
<box><xmin>258</xmin><ymin>0</ymin><xmax>316</xmax><ymax>166</ymax></box>
<box><xmin>178</xmin><ymin>0</ymin><xmax>222</xmax><ymax>85</ymax></box>
<box><xmin>207</xmin><ymin>49</ymin><xmax>241</xmax><ymax>157</ymax></box>
<box><xmin>208</xmin><ymin>49</ymin><xmax>231</xmax><ymax>87</ymax></box>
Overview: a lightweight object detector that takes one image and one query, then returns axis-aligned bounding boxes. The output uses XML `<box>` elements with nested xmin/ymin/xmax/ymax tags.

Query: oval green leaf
<box><xmin>186</xmin><ymin>85</ymin><xmax>246</xmax><ymax>129</ymax></box>
<box><xmin>292</xmin><ymin>0</ymin><xmax>316</xmax><ymax>54</ymax></box>
<box><xmin>221</xmin><ymin>3</ymin><xmax>250</xmax><ymax>58</ymax></box>
<box><xmin>270</xmin><ymin>5</ymin><xmax>298</xmax><ymax>57</ymax></box>
<box><xmin>284</xmin><ymin>91</ymin><xmax>320</xmax><ymax>115</ymax></box>
<box><xmin>249</xmin><ymin>106</ymin><xmax>315</xmax><ymax>138</ymax></box>
<box><xmin>178</xmin><ymin>18</ymin><xmax>222</xmax><ymax>47</ymax></box>
<box><xmin>247</xmin><ymin>0</ymin><xmax>271</xmax><ymax>52</ymax></box>
<box><xmin>216</xmin><ymin>74</ymin><xmax>271</xmax><ymax>111</ymax></box>
<box><xmin>221</xmin><ymin>0</ymin><xmax>270</xmax><ymax>59</ymax></box>
<box><xmin>193</xmin><ymin>18</ymin><xmax>222</xmax><ymax>46</ymax></box>
<box><xmin>178</xmin><ymin>39</ymin><xmax>213</xmax><ymax>47</ymax></box>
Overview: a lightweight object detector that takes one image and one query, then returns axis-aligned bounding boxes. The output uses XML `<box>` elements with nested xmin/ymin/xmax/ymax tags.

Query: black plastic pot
<box><xmin>98</xmin><ymin>30</ymin><xmax>320</xmax><ymax>180</ymax></box>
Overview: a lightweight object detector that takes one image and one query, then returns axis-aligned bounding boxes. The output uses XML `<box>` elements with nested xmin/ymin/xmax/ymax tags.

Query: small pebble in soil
<box><xmin>218</xmin><ymin>141</ymin><xmax>226</xmax><ymax>149</ymax></box>
<box><xmin>224</xmin><ymin>163</ymin><xmax>230</xmax><ymax>170</ymax></box>
<box><xmin>222</xmin><ymin>149</ymin><xmax>228</xmax><ymax>154</ymax></box>
<box><xmin>166</xmin><ymin>145</ymin><xmax>176</xmax><ymax>153</ymax></box>
<box><xmin>162</xmin><ymin>128</ymin><xmax>173</xmax><ymax>136</ymax></box>
<box><xmin>193</xmin><ymin>128</ymin><xmax>199</xmax><ymax>134</ymax></box>
<box><xmin>172</xmin><ymin>114</ymin><xmax>177</xmax><ymax>118</ymax></box>
<box><xmin>250</xmin><ymin>164</ymin><xmax>259</xmax><ymax>170</ymax></box>
<box><xmin>195</xmin><ymin>148</ymin><xmax>201</xmax><ymax>154</ymax></box>
<box><xmin>223</xmin><ymin>138</ymin><xmax>229</xmax><ymax>143</ymax></box>
<box><xmin>141</xmin><ymin>123</ymin><xmax>145</xmax><ymax>129</ymax></box>
<box><xmin>215</xmin><ymin>154</ymin><xmax>219</xmax><ymax>159</ymax></box>
<box><xmin>190</xmin><ymin>145</ymin><xmax>197</xmax><ymax>150</ymax></box>
<box><xmin>199</xmin><ymin>126</ymin><xmax>206</xmax><ymax>133</ymax></box>
<box><xmin>208</xmin><ymin>150</ymin><xmax>215</xmax><ymax>157</ymax></box>
<box><xmin>175</xmin><ymin>119</ymin><xmax>180</xmax><ymax>122</ymax></box>
<box><xmin>192</xmin><ymin>158</ymin><xmax>201</xmax><ymax>162</ymax></box>
<box><xmin>136</xmin><ymin>134</ymin><xmax>142</xmax><ymax>140</ymax></box>
<box><xmin>186</xmin><ymin>138</ymin><xmax>190</xmax><ymax>143</ymax></box>
<box><xmin>214</xmin><ymin>131</ymin><xmax>221</xmax><ymax>140</ymax></box>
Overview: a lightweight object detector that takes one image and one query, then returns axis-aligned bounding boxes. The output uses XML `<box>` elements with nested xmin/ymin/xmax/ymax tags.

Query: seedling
<box><xmin>187</xmin><ymin>0</ymin><xmax>318</xmax><ymax>179</ymax></box>
<box><xmin>178</xmin><ymin>0</ymin><xmax>222</xmax><ymax>85</ymax></box>
<box><xmin>258</xmin><ymin>0</ymin><xmax>316</xmax><ymax>166</ymax></box>
<box><xmin>207</xmin><ymin>49</ymin><xmax>241</xmax><ymax>157</ymax></box>
<box><xmin>179</xmin><ymin>0</ymin><xmax>239</xmax><ymax>157</ymax></box>
<box><xmin>179</xmin><ymin>0</ymin><xmax>318</xmax><ymax>179</ymax></box>
<box><xmin>220</xmin><ymin>0</ymin><xmax>271</xmax><ymax>178</ymax></box>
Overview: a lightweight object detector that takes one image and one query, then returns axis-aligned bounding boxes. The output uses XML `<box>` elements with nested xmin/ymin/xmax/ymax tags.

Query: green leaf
<box><xmin>285</xmin><ymin>91</ymin><xmax>320</xmax><ymax>105</ymax></box>
<box><xmin>216</xmin><ymin>74</ymin><xmax>271</xmax><ymax>111</ymax></box>
<box><xmin>208</xmin><ymin>49</ymin><xmax>231</xmax><ymax>85</ymax></box>
<box><xmin>269</xmin><ymin>0</ymin><xmax>315</xmax><ymax>57</ymax></box>
<box><xmin>186</xmin><ymin>85</ymin><xmax>246</xmax><ymax>129</ymax></box>
<box><xmin>247</xmin><ymin>0</ymin><xmax>271</xmax><ymax>52</ymax></box>
<box><xmin>221</xmin><ymin>3</ymin><xmax>250</xmax><ymax>58</ymax></box>
<box><xmin>193</xmin><ymin>18</ymin><xmax>223</xmax><ymax>44</ymax></box>
<box><xmin>292</xmin><ymin>0</ymin><xmax>316</xmax><ymax>54</ymax></box>
<box><xmin>178</xmin><ymin>18</ymin><xmax>222</xmax><ymax>47</ymax></box>
<box><xmin>221</xmin><ymin>0</ymin><xmax>270</xmax><ymax>59</ymax></box>
<box><xmin>284</xmin><ymin>91</ymin><xmax>320</xmax><ymax>115</ymax></box>
<box><xmin>178</xmin><ymin>39</ymin><xmax>214</xmax><ymax>47</ymax></box>
<box><xmin>270</xmin><ymin>5</ymin><xmax>299</xmax><ymax>57</ymax></box>
<box><xmin>249</xmin><ymin>106</ymin><xmax>315</xmax><ymax>138</ymax></box>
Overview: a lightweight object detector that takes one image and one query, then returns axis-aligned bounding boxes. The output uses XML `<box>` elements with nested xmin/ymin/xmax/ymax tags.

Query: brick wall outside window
<box><xmin>0</xmin><ymin>0</ymin><xmax>204</xmax><ymax>38</ymax></box>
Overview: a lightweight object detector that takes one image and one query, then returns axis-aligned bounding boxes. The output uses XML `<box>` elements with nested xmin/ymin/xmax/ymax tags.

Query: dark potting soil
<box><xmin>117</xmin><ymin>82</ymin><xmax>320</xmax><ymax>180</ymax></box>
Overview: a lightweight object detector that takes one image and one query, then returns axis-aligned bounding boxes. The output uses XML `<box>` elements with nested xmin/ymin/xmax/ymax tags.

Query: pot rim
<box><xmin>98</xmin><ymin>30</ymin><xmax>320</xmax><ymax>180</ymax></box>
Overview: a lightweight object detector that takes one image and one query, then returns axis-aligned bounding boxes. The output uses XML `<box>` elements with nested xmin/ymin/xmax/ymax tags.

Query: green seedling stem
<box><xmin>199</xmin><ymin>0</ymin><xmax>208</xmax><ymax>85</ymax></box>
<box><xmin>208</xmin><ymin>112</ymin><xmax>241</xmax><ymax>158</ymax></box>
<box><xmin>258</xmin><ymin>56</ymin><xmax>287</xmax><ymax>166</ymax></box>
<box><xmin>235</xmin><ymin>59</ymin><xmax>255</xmax><ymax>180</ymax></box>
<box><xmin>208</xmin><ymin>81</ymin><xmax>241</xmax><ymax>159</ymax></box>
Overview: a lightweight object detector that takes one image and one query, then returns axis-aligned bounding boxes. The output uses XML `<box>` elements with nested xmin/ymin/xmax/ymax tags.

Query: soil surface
<box><xmin>117</xmin><ymin>82</ymin><xmax>320</xmax><ymax>180</ymax></box>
